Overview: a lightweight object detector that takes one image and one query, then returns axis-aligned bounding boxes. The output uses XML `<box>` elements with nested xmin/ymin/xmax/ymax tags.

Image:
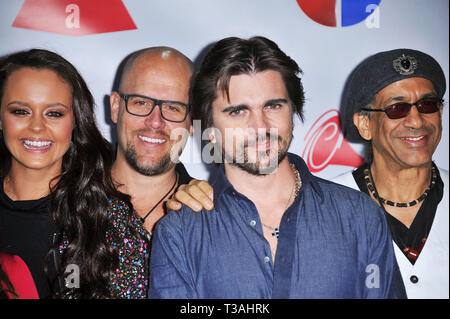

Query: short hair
<box><xmin>191</xmin><ymin>36</ymin><xmax>305</xmax><ymax>133</ymax></box>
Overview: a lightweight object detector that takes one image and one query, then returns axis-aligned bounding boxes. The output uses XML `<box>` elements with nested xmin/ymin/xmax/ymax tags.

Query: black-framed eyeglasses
<box><xmin>360</xmin><ymin>98</ymin><xmax>443</xmax><ymax>119</ymax></box>
<box><xmin>119</xmin><ymin>92</ymin><xmax>190</xmax><ymax>123</ymax></box>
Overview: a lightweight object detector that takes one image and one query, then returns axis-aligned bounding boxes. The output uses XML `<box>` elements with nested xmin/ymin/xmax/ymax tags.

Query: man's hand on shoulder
<box><xmin>166</xmin><ymin>179</ymin><xmax>214</xmax><ymax>212</ymax></box>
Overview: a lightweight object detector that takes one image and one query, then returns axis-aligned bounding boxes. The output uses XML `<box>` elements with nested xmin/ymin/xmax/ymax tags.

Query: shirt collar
<box><xmin>212</xmin><ymin>152</ymin><xmax>323</xmax><ymax>203</ymax></box>
<box><xmin>175</xmin><ymin>162</ymin><xmax>193</xmax><ymax>186</ymax></box>
<box><xmin>211</xmin><ymin>163</ymin><xmax>233</xmax><ymax>203</ymax></box>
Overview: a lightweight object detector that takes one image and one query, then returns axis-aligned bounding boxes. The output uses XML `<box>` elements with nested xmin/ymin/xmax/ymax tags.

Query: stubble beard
<box><xmin>224</xmin><ymin>132</ymin><xmax>292</xmax><ymax>176</ymax></box>
<box><xmin>124</xmin><ymin>144</ymin><xmax>172</xmax><ymax>176</ymax></box>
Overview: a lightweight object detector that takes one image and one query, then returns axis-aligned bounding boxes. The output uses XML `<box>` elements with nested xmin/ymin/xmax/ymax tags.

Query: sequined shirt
<box><xmin>107</xmin><ymin>162</ymin><xmax>192</xmax><ymax>298</ymax></box>
<box><xmin>107</xmin><ymin>199</ymin><xmax>150</xmax><ymax>299</ymax></box>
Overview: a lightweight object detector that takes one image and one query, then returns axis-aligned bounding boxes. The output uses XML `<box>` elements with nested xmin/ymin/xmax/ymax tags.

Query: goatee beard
<box><xmin>225</xmin><ymin>132</ymin><xmax>292</xmax><ymax>175</ymax></box>
<box><xmin>124</xmin><ymin>145</ymin><xmax>172</xmax><ymax>176</ymax></box>
<box><xmin>230</xmin><ymin>150</ymin><xmax>288</xmax><ymax>175</ymax></box>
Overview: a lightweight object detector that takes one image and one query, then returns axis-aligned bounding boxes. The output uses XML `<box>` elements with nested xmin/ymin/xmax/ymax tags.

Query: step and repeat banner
<box><xmin>0</xmin><ymin>0</ymin><xmax>448</xmax><ymax>180</ymax></box>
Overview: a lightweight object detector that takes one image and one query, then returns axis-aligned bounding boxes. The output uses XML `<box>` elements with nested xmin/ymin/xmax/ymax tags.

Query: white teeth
<box><xmin>138</xmin><ymin>135</ymin><xmax>166</xmax><ymax>144</ymax></box>
<box><xmin>23</xmin><ymin>140</ymin><xmax>52</xmax><ymax>148</ymax></box>
<box><xmin>402</xmin><ymin>136</ymin><xmax>424</xmax><ymax>141</ymax></box>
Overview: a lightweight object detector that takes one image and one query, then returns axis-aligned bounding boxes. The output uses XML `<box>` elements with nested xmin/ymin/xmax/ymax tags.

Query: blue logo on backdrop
<box><xmin>297</xmin><ymin>0</ymin><xmax>382</xmax><ymax>27</ymax></box>
<box><xmin>342</xmin><ymin>0</ymin><xmax>381</xmax><ymax>26</ymax></box>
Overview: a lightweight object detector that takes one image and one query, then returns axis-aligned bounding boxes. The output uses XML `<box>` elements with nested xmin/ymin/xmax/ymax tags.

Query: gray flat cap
<box><xmin>341</xmin><ymin>48</ymin><xmax>446</xmax><ymax>143</ymax></box>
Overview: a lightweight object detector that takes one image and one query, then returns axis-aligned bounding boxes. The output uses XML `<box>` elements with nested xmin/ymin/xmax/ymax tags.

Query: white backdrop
<box><xmin>1</xmin><ymin>0</ymin><xmax>448</xmax><ymax>181</ymax></box>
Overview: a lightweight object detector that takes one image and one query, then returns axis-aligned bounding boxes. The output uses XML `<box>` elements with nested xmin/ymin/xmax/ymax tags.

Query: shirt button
<box><xmin>250</xmin><ymin>220</ymin><xmax>256</xmax><ymax>227</ymax></box>
<box><xmin>264</xmin><ymin>256</ymin><xmax>270</xmax><ymax>263</ymax></box>
<box><xmin>410</xmin><ymin>275</ymin><xmax>419</xmax><ymax>284</ymax></box>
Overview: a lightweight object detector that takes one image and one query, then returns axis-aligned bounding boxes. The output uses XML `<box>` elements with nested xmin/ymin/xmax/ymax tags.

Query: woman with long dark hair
<box><xmin>0</xmin><ymin>49</ymin><xmax>148</xmax><ymax>298</ymax></box>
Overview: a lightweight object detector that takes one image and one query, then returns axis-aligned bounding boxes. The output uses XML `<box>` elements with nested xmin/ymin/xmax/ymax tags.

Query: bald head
<box><xmin>119</xmin><ymin>47</ymin><xmax>194</xmax><ymax>92</ymax></box>
<box><xmin>110</xmin><ymin>47</ymin><xmax>194</xmax><ymax>178</ymax></box>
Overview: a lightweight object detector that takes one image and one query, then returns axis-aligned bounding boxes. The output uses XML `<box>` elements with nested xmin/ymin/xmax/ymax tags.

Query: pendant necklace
<box><xmin>261</xmin><ymin>164</ymin><xmax>301</xmax><ymax>239</ymax></box>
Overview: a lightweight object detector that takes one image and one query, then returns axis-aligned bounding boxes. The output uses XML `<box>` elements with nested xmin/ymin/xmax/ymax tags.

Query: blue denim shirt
<box><xmin>149</xmin><ymin>153</ymin><xmax>406</xmax><ymax>299</ymax></box>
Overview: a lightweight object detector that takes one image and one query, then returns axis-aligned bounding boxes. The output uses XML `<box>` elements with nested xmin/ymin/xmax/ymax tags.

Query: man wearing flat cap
<box><xmin>334</xmin><ymin>48</ymin><xmax>448</xmax><ymax>299</ymax></box>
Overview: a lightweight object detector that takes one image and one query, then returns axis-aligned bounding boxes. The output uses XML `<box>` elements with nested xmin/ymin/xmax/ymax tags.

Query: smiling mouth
<box><xmin>138</xmin><ymin>135</ymin><xmax>166</xmax><ymax>144</ymax></box>
<box><xmin>400</xmin><ymin>135</ymin><xmax>425</xmax><ymax>142</ymax></box>
<box><xmin>247</xmin><ymin>141</ymin><xmax>271</xmax><ymax>151</ymax></box>
<box><xmin>23</xmin><ymin>139</ymin><xmax>52</xmax><ymax>150</ymax></box>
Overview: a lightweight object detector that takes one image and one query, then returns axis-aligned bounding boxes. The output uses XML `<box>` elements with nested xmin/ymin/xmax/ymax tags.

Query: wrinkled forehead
<box><xmin>124</xmin><ymin>62</ymin><xmax>190</xmax><ymax>99</ymax></box>
<box><xmin>374</xmin><ymin>77</ymin><xmax>438</xmax><ymax>105</ymax></box>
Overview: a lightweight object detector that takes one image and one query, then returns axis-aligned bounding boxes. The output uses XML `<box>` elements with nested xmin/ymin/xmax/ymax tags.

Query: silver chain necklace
<box><xmin>261</xmin><ymin>164</ymin><xmax>301</xmax><ymax>238</ymax></box>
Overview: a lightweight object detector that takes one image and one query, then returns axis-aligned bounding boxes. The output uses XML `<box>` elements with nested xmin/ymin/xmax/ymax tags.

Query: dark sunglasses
<box><xmin>360</xmin><ymin>98</ymin><xmax>443</xmax><ymax>119</ymax></box>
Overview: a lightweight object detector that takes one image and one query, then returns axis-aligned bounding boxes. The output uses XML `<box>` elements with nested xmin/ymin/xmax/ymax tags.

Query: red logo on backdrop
<box><xmin>302</xmin><ymin>109</ymin><xmax>363</xmax><ymax>173</ymax></box>
<box><xmin>12</xmin><ymin>0</ymin><xmax>136</xmax><ymax>36</ymax></box>
<box><xmin>297</xmin><ymin>0</ymin><xmax>337</xmax><ymax>27</ymax></box>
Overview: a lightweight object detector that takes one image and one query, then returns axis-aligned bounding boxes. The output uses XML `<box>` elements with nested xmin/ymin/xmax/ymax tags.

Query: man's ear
<box><xmin>353</xmin><ymin>112</ymin><xmax>372</xmax><ymax>141</ymax></box>
<box><xmin>110</xmin><ymin>92</ymin><xmax>120</xmax><ymax>124</ymax></box>
<box><xmin>208</xmin><ymin>129</ymin><xmax>216</xmax><ymax>143</ymax></box>
<box><xmin>186</xmin><ymin>115</ymin><xmax>194</xmax><ymax>137</ymax></box>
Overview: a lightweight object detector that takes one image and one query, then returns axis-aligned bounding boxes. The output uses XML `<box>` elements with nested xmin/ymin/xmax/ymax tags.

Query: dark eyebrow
<box><xmin>382</xmin><ymin>91</ymin><xmax>438</xmax><ymax>105</ymax></box>
<box><xmin>264</xmin><ymin>98</ymin><xmax>289</xmax><ymax>107</ymax></box>
<box><xmin>421</xmin><ymin>92</ymin><xmax>438</xmax><ymax>99</ymax></box>
<box><xmin>5</xmin><ymin>101</ymin><xmax>70</xmax><ymax>109</ymax></box>
<box><xmin>222</xmin><ymin>104</ymin><xmax>248</xmax><ymax>113</ymax></box>
<box><xmin>47</xmin><ymin>103</ymin><xmax>70</xmax><ymax>109</ymax></box>
<box><xmin>222</xmin><ymin>98</ymin><xmax>289</xmax><ymax>113</ymax></box>
<box><xmin>382</xmin><ymin>96</ymin><xmax>406</xmax><ymax>105</ymax></box>
<box><xmin>6</xmin><ymin>101</ymin><xmax>29</xmax><ymax>107</ymax></box>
